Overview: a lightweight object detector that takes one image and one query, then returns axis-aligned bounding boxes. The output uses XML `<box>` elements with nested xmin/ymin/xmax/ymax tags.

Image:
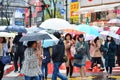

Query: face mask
<box><xmin>108</xmin><ymin>37</ymin><xmax>111</xmax><ymax>41</ymax></box>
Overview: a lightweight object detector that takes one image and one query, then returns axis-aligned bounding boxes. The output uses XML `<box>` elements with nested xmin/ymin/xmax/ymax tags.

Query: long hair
<box><xmin>64</xmin><ymin>33</ymin><xmax>72</xmax><ymax>40</ymax></box>
<box><xmin>94</xmin><ymin>37</ymin><xmax>99</xmax><ymax>44</ymax></box>
<box><xmin>27</xmin><ymin>41</ymin><xmax>36</xmax><ymax>48</ymax></box>
<box><xmin>0</xmin><ymin>37</ymin><xmax>6</xmax><ymax>43</ymax></box>
<box><xmin>106</xmin><ymin>36</ymin><xmax>115</xmax><ymax>43</ymax></box>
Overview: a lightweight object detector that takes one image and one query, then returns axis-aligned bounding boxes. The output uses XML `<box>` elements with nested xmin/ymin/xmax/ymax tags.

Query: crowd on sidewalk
<box><xmin>0</xmin><ymin>31</ymin><xmax>119</xmax><ymax>80</ymax></box>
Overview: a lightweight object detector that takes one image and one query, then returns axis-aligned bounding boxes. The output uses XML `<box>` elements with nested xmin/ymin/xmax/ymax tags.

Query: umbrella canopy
<box><xmin>38</xmin><ymin>30</ymin><xmax>59</xmax><ymax>48</ymax></box>
<box><xmin>0</xmin><ymin>26</ymin><xmax>7</xmax><ymax>32</ymax></box>
<box><xmin>110</xmin><ymin>26</ymin><xmax>119</xmax><ymax>33</ymax></box>
<box><xmin>0</xmin><ymin>32</ymin><xmax>16</xmax><ymax>37</ymax></box>
<box><xmin>19</xmin><ymin>32</ymin><xmax>52</xmax><ymax>42</ymax></box>
<box><xmin>62</xmin><ymin>29</ymin><xmax>84</xmax><ymax>35</ymax></box>
<box><xmin>75</xmin><ymin>24</ymin><xmax>100</xmax><ymax>36</ymax></box>
<box><xmin>84</xmin><ymin>34</ymin><xmax>97</xmax><ymax>41</ymax></box>
<box><xmin>92</xmin><ymin>26</ymin><xmax>103</xmax><ymax>32</ymax></box>
<box><xmin>100</xmin><ymin>31</ymin><xmax>119</xmax><ymax>40</ymax></box>
<box><xmin>108</xmin><ymin>18</ymin><xmax>120</xmax><ymax>23</ymax></box>
<box><xmin>39</xmin><ymin>18</ymin><xmax>72</xmax><ymax>30</ymax></box>
<box><xmin>116</xmin><ymin>28</ymin><xmax>120</xmax><ymax>34</ymax></box>
<box><xmin>6</xmin><ymin>25</ymin><xmax>27</xmax><ymax>33</ymax></box>
<box><xmin>26</xmin><ymin>26</ymin><xmax>45</xmax><ymax>33</ymax></box>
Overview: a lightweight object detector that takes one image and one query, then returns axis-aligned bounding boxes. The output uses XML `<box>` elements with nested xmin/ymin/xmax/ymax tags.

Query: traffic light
<box><xmin>41</xmin><ymin>4</ymin><xmax>50</xmax><ymax>10</ymax></box>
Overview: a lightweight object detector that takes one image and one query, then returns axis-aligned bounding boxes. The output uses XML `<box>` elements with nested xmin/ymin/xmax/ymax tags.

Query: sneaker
<box><xmin>88</xmin><ymin>68</ymin><xmax>92</xmax><ymax>71</ymax></box>
<box><xmin>100</xmin><ymin>68</ymin><xmax>104</xmax><ymax>71</ymax></box>
<box><xmin>14</xmin><ymin>70</ymin><xmax>18</xmax><ymax>73</ymax></box>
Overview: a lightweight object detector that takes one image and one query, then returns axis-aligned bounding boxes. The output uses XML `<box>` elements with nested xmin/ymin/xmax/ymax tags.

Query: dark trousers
<box><xmin>0</xmin><ymin>61</ymin><xmax>5</xmax><ymax>80</ymax></box>
<box><xmin>66</xmin><ymin>59</ymin><xmax>73</xmax><ymax>77</ymax></box>
<box><xmin>14</xmin><ymin>53</ymin><xmax>24</xmax><ymax>71</ymax></box>
<box><xmin>41</xmin><ymin>63</ymin><xmax>49</xmax><ymax>80</ymax></box>
<box><xmin>91</xmin><ymin>57</ymin><xmax>104</xmax><ymax>68</ymax></box>
<box><xmin>106</xmin><ymin>67</ymin><xmax>113</xmax><ymax>74</ymax></box>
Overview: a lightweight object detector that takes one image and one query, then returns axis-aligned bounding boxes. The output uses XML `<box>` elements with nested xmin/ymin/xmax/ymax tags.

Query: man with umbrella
<box><xmin>13</xmin><ymin>33</ymin><xmax>25</xmax><ymax>72</ymax></box>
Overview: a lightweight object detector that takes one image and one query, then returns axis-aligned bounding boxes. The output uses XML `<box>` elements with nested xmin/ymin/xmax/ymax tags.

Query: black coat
<box><xmin>103</xmin><ymin>41</ymin><xmax>117</xmax><ymax>67</ymax></box>
<box><xmin>52</xmin><ymin>39</ymin><xmax>65</xmax><ymax>63</ymax></box>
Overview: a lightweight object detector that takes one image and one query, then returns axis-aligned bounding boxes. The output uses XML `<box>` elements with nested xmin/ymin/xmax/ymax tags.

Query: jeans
<box><xmin>42</xmin><ymin>63</ymin><xmax>48</xmax><ymax>79</ymax></box>
<box><xmin>24</xmin><ymin>75</ymin><xmax>40</xmax><ymax>80</ymax></box>
<box><xmin>52</xmin><ymin>62</ymin><xmax>68</xmax><ymax>80</ymax></box>
<box><xmin>0</xmin><ymin>61</ymin><xmax>5</xmax><ymax>80</ymax></box>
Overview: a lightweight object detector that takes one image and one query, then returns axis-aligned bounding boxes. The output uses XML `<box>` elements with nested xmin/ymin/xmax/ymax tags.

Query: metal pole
<box><xmin>65</xmin><ymin>0</ymin><xmax>68</xmax><ymax>21</ymax></box>
<box><xmin>29</xmin><ymin>6</ymin><xmax>32</xmax><ymax>27</ymax></box>
<box><xmin>41</xmin><ymin>0</ymin><xmax>44</xmax><ymax>22</ymax></box>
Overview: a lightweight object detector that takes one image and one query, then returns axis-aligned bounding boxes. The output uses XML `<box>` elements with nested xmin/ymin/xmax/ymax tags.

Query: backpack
<box><xmin>52</xmin><ymin>39</ymin><xmax>67</xmax><ymax>62</ymax></box>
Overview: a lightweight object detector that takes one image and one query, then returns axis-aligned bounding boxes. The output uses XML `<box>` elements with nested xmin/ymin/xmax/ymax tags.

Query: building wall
<box><xmin>79</xmin><ymin>0</ymin><xmax>120</xmax><ymax>7</ymax></box>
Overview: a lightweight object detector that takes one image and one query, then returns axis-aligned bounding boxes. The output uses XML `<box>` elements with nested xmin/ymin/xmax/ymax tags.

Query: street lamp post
<box><xmin>29</xmin><ymin>6</ymin><xmax>32</xmax><ymax>27</ymax></box>
<box><xmin>65</xmin><ymin>0</ymin><xmax>68</xmax><ymax>21</ymax></box>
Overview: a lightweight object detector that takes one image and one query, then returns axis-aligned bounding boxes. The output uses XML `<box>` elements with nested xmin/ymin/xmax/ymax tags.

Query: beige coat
<box><xmin>64</xmin><ymin>40</ymin><xmax>73</xmax><ymax>67</ymax></box>
<box><xmin>90</xmin><ymin>40</ymin><xmax>102</xmax><ymax>57</ymax></box>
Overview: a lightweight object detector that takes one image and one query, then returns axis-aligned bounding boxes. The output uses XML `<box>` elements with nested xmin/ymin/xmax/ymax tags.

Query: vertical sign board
<box><xmin>70</xmin><ymin>2</ymin><xmax>79</xmax><ymax>23</ymax></box>
<box><xmin>36</xmin><ymin>11</ymin><xmax>43</xmax><ymax>27</ymax></box>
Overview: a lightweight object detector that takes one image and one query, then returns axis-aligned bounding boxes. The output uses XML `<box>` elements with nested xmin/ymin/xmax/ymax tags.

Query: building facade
<box><xmin>68</xmin><ymin>0</ymin><xmax>120</xmax><ymax>26</ymax></box>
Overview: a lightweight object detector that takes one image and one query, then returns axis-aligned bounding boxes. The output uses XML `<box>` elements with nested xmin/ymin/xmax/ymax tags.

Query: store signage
<box><xmin>70</xmin><ymin>2</ymin><xmax>79</xmax><ymax>18</ymax></box>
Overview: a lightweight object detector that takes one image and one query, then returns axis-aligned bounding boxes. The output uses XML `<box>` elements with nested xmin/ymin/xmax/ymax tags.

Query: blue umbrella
<box><xmin>75</xmin><ymin>24</ymin><xmax>100</xmax><ymax>36</ymax></box>
<box><xmin>6</xmin><ymin>25</ymin><xmax>27</xmax><ymax>33</ymax></box>
<box><xmin>26</xmin><ymin>27</ymin><xmax>45</xmax><ymax>33</ymax></box>
<box><xmin>39</xmin><ymin>31</ymin><xmax>59</xmax><ymax>48</ymax></box>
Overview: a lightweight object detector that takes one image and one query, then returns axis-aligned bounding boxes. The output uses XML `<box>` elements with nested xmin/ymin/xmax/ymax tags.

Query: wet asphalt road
<box><xmin>2</xmin><ymin>72</ymin><xmax>120</xmax><ymax>80</ymax></box>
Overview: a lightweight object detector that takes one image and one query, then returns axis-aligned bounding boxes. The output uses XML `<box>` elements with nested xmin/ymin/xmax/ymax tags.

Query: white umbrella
<box><xmin>100</xmin><ymin>31</ymin><xmax>119</xmax><ymax>40</ymax></box>
<box><xmin>108</xmin><ymin>18</ymin><xmax>120</xmax><ymax>23</ymax></box>
<box><xmin>0</xmin><ymin>26</ymin><xmax>7</xmax><ymax>32</ymax></box>
<box><xmin>84</xmin><ymin>34</ymin><xmax>97</xmax><ymax>41</ymax></box>
<box><xmin>39</xmin><ymin>18</ymin><xmax>72</xmax><ymax>30</ymax></box>
<box><xmin>92</xmin><ymin>26</ymin><xmax>103</xmax><ymax>32</ymax></box>
<box><xmin>110</xmin><ymin>26</ymin><xmax>119</xmax><ymax>33</ymax></box>
<box><xmin>0</xmin><ymin>32</ymin><xmax>16</xmax><ymax>37</ymax></box>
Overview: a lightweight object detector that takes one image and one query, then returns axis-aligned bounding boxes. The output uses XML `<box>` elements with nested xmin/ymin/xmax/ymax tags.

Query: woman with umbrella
<box><xmin>21</xmin><ymin>41</ymin><xmax>43</xmax><ymax>80</ymax></box>
<box><xmin>74</xmin><ymin>34</ymin><xmax>91</xmax><ymax>79</ymax></box>
<box><xmin>0</xmin><ymin>37</ymin><xmax>8</xmax><ymax>80</ymax></box>
<box><xmin>64</xmin><ymin>33</ymin><xmax>74</xmax><ymax>77</ymax></box>
<box><xmin>102</xmin><ymin>36</ymin><xmax>117</xmax><ymax>78</ymax></box>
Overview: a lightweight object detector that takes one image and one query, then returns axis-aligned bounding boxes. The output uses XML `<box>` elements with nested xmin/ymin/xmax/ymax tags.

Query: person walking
<box><xmin>64</xmin><ymin>33</ymin><xmax>74</xmax><ymax>77</ymax></box>
<box><xmin>74</xmin><ymin>34</ymin><xmax>91</xmax><ymax>79</ymax></box>
<box><xmin>13</xmin><ymin>33</ymin><xmax>25</xmax><ymax>72</ymax></box>
<box><xmin>21</xmin><ymin>41</ymin><xmax>43</xmax><ymax>80</ymax></box>
<box><xmin>41</xmin><ymin>47</ymin><xmax>51</xmax><ymax>80</ymax></box>
<box><xmin>0</xmin><ymin>37</ymin><xmax>8</xmax><ymax>80</ymax></box>
<box><xmin>102</xmin><ymin>36</ymin><xmax>117</xmax><ymax>78</ymax></box>
<box><xmin>7</xmin><ymin>37</ymin><xmax>14</xmax><ymax>61</ymax></box>
<box><xmin>89</xmin><ymin>37</ymin><xmax>104</xmax><ymax>71</ymax></box>
<box><xmin>52</xmin><ymin>32</ymin><xmax>68</xmax><ymax>80</ymax></box>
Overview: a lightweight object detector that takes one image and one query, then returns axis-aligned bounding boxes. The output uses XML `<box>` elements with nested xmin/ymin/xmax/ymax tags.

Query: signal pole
<box><xmin>65</xmin><ymin>0</ymin><xmax>68</xmax><ymax>21</ymax></box>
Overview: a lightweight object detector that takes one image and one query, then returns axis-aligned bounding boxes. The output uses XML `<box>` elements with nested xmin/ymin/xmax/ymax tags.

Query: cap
<box><xmin>79</xmin><ymin>34</ymin><xmax>84</xmax><ymax>38</ymax></box>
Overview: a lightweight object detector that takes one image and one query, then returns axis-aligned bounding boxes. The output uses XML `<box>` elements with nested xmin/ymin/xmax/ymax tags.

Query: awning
<box><xmin>79</xmin><ymin>3</ymin><xmax>120</xmax><ymax>14</ymax></box>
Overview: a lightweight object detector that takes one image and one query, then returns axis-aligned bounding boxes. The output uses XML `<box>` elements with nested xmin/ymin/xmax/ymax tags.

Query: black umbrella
<box><xmin>19</xmin><ymin>33</ymin><xmax>52</xmax><ymax>42</ymax></box>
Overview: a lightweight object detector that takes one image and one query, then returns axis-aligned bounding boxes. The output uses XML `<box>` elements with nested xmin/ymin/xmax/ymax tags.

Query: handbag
<box><xmin>62</xmin><ymin>55</ymin><xmax>68</xmax><ymax>62</ymax></box>
<box><xmin>74</xmin><ymin>53</ymin><xmax>83</xmax><ymax>59</ymax></box>
<box><xmin>1</xmin><ymin>56</ymin><xmax>11</xmax><ymax>64</ymax></box>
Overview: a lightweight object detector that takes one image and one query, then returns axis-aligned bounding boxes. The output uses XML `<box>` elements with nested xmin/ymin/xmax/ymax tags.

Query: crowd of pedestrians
<box><xmin>0</xmin><ymin>31</ymin><xmax>119</xmax><ymax>80</ymax></box>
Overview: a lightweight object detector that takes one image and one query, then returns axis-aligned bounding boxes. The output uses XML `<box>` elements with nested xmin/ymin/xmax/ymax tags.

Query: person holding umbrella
<box><xmin>13</xmin><ymin>33</ymin><xmax>25</xmax><ymax>72</ymax></box>
<box><xmin>21</xmin><ymin>41</ymin><xmax>43</xmax><ymax>80</ymax></box>
<box><xmin>0</xmin><ymin>37</ymin><xmax>8</xmax><ymax>80</ymax></box>
<box><xmin>74</xmin><ymin>34</ymin><xmax>91</xmax><ymax>79</ymax></box>
<box><xmin>102</xmin><ymin>36</ymin><xmax>117</xmax><ymax>78</ymax></box>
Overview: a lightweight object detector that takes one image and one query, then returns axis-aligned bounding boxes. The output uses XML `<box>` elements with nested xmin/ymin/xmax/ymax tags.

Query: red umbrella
<box><xmin>116</xmin><ymin>28</ymin><xmax>120</xmax><ymax>34</ymax></box>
